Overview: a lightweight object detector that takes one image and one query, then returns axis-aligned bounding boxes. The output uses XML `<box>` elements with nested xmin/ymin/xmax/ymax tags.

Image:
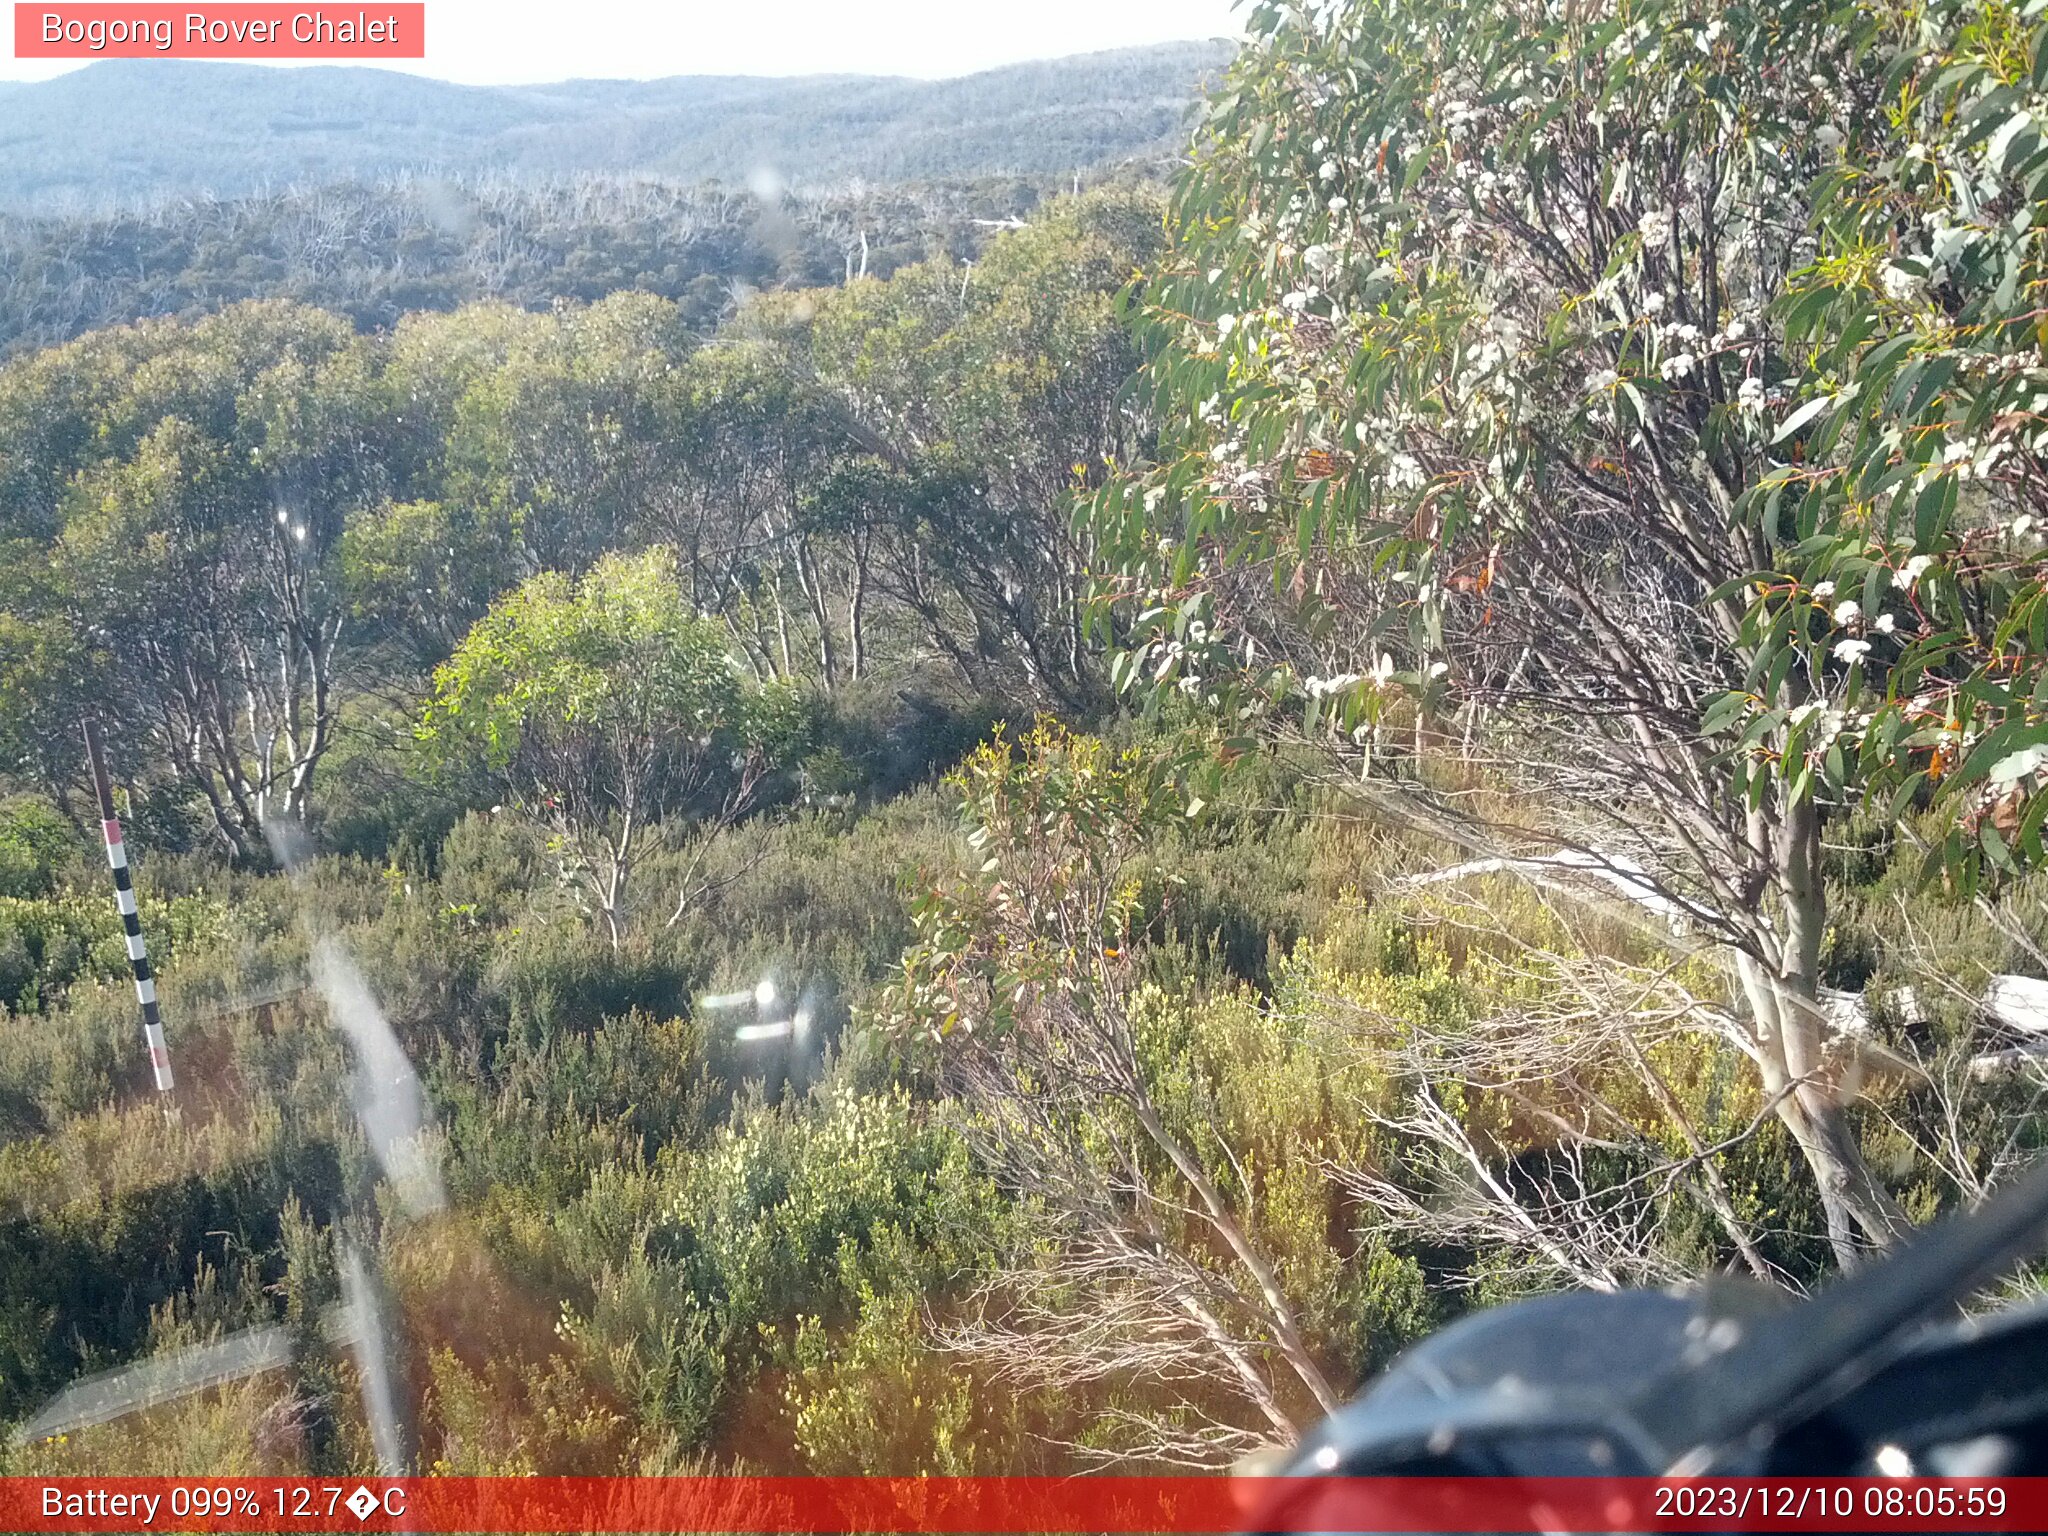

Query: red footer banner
<box><xmin>0</xmin><ymin>1477</ymin><xmax>2039</xmax><ymax>1533</ymax></box>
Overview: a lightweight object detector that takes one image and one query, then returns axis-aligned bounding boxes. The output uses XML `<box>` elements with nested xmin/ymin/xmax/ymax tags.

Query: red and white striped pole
<box><xmin>82</xmin><ymin>719</ymin><xmax>175</xmax><ymax>1093</ymax></box>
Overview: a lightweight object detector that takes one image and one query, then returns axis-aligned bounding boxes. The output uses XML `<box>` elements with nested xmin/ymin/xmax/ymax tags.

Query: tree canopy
<box><xmin>1085</xmin><ymin>0</ymin><xmax>2048</xmax><ymax>1261</ymax></box>
<box><xmin>421</xmin><ymin>549</ymin><xmax>805</xmax><ymax>943</ymax></box>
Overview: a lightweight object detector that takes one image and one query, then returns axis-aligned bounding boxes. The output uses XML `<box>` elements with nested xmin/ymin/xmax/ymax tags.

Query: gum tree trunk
<box><xmin>1739</xmin><ymin>795</ymin><xmax>1908</xmax><ymax>1267</ymax></box>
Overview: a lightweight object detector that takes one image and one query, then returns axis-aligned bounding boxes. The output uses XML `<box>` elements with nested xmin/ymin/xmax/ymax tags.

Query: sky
<box><xmin>2</xmin><ymin>0</ymin><xmax>1246</xmax><ymax>83</ymax></box>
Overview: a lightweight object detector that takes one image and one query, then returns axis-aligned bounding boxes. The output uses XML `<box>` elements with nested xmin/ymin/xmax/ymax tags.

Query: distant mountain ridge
<box><xmin>0</xmin><ymin>42</ymin><xmax>1235</xmax><ymax>212</ymax></box>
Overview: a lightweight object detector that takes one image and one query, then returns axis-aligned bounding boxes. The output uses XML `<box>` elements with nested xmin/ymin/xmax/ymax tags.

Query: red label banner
<box><xmin>0</xmin><ymin>1476</ymin><xmax>2038</xmax><ymax>1533</ymax></box>
<box><xmin>14</xmin><ymin>5</ymin><xmax>424</xmax><ymax>58</ymax></box>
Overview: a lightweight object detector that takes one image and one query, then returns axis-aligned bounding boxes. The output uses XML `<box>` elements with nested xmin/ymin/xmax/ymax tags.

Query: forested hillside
<box><xmin>0</xmin><ymin>173</ymin><xmax>1086</xmax><ymax>357</ymax></box>
<box><xmin>6</xmin><ymin>0</ymin><xmax>2048</xmax><ymax>1483</ymax></box>
<box><xmin>0</xmin><ymin>44</ymin><xmax>1231</xmax><ymax>213</ymax></box>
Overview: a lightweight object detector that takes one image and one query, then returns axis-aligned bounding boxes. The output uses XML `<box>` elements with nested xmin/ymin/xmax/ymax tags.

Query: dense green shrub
<box><xmin>0</xmin><ymin>892</ymin><xmax>242</xmax><ymax>1016</ymax></box>
<box><xmin>0</xmin><ymin>796</ymin><xmax>77</xmax><ymax>898</ymax></box>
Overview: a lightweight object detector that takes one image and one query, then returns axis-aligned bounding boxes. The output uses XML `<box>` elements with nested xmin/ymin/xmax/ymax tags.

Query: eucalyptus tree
<box><xmin>418</xmin><ymin>548</ymin><xmax>806</xmax><ymax>947</ymax></box>
<box><xmin>433</xmin><ymin>292</ymin><xmax>694</xmax><ymax>577</ymax></box>
<box><xmin>797</xmin><ymin>193</ymin><xmax>1163</xmax><ymax>708</ymax></box>
<box><xmin>1082</xmin><ymin>0</ymin><xmax>2048</xmax><ymax>1263</ymax></box>
<box><xmin>10</xmin><ymin>303</ymin><xmax>392</xmax><ymax>856</ymax></box>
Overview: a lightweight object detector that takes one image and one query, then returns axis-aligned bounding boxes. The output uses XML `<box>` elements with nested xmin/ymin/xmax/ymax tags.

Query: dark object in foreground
<box><xmin>1275</xmin><ymin>1158</ymin><xmax>2048</xmax><ymax>1491</ymax></box>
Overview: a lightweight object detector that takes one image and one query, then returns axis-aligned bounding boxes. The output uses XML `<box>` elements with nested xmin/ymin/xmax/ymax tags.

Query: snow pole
<box><xmin>81</xmin><ymin>718</ymin><xmax>174</xmax><ymax>1093</ymax></box>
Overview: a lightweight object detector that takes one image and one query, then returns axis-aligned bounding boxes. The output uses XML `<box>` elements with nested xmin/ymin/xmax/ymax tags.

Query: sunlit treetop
<box><xmin>1088</xmin><ymin>0</ymin><xmax>2048</xmax><ymax>895</ymax></box>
